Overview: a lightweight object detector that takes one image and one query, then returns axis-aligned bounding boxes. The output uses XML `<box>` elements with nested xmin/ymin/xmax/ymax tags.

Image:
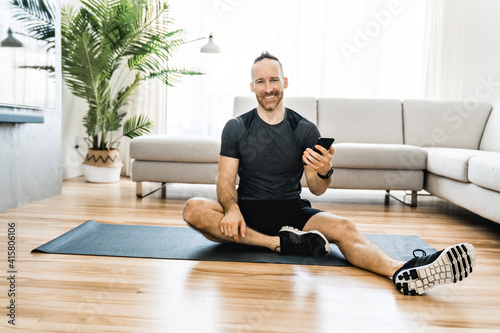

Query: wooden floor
<box><xmin>1</xmin><ymin>177</ymin><xmax>500</xmax><ymax>332</ymax></box>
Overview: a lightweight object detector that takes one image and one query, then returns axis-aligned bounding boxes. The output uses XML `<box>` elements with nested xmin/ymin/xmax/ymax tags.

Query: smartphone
<box><xmin>312</xmin><ymin>137</ymin><xmax>335</xmax><ymax>154</ymax></box>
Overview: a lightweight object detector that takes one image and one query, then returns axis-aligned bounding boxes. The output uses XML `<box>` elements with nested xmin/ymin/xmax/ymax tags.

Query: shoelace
<box><xmin>412</xmin><ymin>249</ymin><xmax>427</xmax><ymax>258</ymax></box>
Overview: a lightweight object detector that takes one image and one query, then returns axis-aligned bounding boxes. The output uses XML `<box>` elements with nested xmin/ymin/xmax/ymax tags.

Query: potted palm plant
<box><xmin>60</xmin><ymin>0</ymin><xmax>202</xmax><ymax>182</ymax></box>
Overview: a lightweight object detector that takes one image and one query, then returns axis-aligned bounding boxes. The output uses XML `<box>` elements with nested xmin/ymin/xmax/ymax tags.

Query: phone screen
<box><xmin>312</xmin><ymin>137</ymin><xmax>335</xmax><ymax>154</ymax></box>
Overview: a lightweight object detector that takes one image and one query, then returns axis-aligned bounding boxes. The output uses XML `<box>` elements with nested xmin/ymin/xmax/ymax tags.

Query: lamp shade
<box><xmin>200</xmin><ymin>33</ymin><xmax>220</xmax><ymax>53</ymax></box>
<box><xmin>1</xmin><ymin>28</ymin><xmax>23</xmax><ymax>47</ymax></box>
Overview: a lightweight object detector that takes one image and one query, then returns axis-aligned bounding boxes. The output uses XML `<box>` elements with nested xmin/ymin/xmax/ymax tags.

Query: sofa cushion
<box><xmin>469</xmin><ymin>153</ymin><xmax>500</xmax><ymax>192</ymax></box>
<box><xmin>329</xmin><ymin>168</ymin><xmax>424</xmax><ymax>191</ymax></box>
<box><xmin>479</xmin><ymin>102</ymin><xmax>500</xmax><ymax>152</ymax></box>
<box><xmin>332</xmin><ymin>143</ymin><xmax>427</xmax><ymax>170</ymax></box>
<box><xmin>233</xmin><ymin>97</ymin><xmax>318</xmax><ymax>124</ymax></box>
<box><xmin>131</xmin><ymin>161</ymin><xmax>219</xmax><ymax>183</ymax></box>
<box><xmin>403</xmin><ymin>99</ymin><xmax>492</xmax><ymax>149</ymax></box>
<box><xmin>130</xmin><ymin>135</ymin><xmax>220</xmax><ymax>163</ymax></box>
<box><xmin>317</xmin><ymin>98</ymin><xmax>403</xmax><ymax>144</ymax></box>
<box><xmin>426</xmin><ymin>147</ymin><xmax>492</xmax><ymax>182</ymax></box>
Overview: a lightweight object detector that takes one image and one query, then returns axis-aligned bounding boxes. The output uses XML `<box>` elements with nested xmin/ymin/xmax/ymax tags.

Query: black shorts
<box><xmin>238</xmin><ymin>198</ymin><xmax>323</xmax><ymax>236</ymax></box>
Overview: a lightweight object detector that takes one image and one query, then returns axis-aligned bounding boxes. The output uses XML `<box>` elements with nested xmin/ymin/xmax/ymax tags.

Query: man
<box><xmin>183</xmin><ymin>51</ymin><xmax>476</xmax><ymax>296</ymax></box>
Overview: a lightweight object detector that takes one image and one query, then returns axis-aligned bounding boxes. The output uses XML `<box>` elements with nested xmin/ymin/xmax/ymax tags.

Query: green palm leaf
<box><xmin>147</xmin><ymin>67</ymin><xmax>204</xmax><ymax>86</ymax></box>
<box><xmin>111</xmin><ymin>73</ymin><xmax>142</xmax><ymax>114</ymax></box>
<box><xmin>19</xmin><ymin>65</ymin><xmax>55</xmax><ymax>73</ymax></box>
<box><xmin>122</xmin><ymin>115</ymin><xmax>154</xmax><ymax>139</ymax></box>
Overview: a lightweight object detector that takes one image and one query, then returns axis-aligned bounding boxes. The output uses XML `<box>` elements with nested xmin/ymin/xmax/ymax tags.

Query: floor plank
<box><xmin>1</xmin><ymin>177</ymin><xmax>500</xmax><ymax>332</ymax></box>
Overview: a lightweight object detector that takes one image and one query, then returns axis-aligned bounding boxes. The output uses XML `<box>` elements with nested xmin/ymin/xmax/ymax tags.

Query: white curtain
<box><xmin>121</xmin><ymin>0</ymin><xmax>431</xmax><ymax>176</ymax></box>
<box><xmin>165</xmin><ymin>0</ymin><xmax>429</xmax><ymax>135</ymax></box>
<box><xmin>120</xmin><ymin>76</ymin><xmax>167</xmax><ymax>176</ymax></box>
<box><xmin>422</xmin><ymin>0</ymin><xmax>464</xmax><ymax>100</ymax></box>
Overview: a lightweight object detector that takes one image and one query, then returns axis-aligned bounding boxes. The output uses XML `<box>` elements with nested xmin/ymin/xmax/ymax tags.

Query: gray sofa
<box><xmin>130</xmin><ymin>97</ymin><xmax>500</xmax><ymax>224</ymax></box>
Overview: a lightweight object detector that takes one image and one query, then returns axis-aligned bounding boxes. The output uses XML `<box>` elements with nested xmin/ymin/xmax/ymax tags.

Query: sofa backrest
<box><xmin>479</xmin><ymin>102</ymin><xmax>500</xmax><ymax>152</ymax></box>
<box><xmin>317</xmin><ymin>98</ymin><xmax>403</xmax><ymax>144</ymax></box>
<box><xmin>403</xmin><ymin>100</ymin><xmax>492</xmax><ymax>149</ymax></box>
<box><xmin>233</xmin><ymin>97</ymin><xmax>318</xmax><ymax>124</ymax></box>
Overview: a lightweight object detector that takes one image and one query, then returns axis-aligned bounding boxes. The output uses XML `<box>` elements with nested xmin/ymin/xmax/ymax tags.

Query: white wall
<box><xmin>61</xmin><ymin>0</ymin><xmax>87</xmax><ymax>180</ymax></box>
<box><xmin>61</xmin><ymin>85</ymin><xmax>87</xmax><ymax>179</ymax></box>
<box><xmin>461</xmin><ymin>0</ymin><xmax>500</xmax><ymax>105</ymax></box>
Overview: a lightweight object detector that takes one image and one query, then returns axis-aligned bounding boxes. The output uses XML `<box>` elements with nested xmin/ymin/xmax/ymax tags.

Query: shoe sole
<box><xmin>279</xmin><ymin>226</ymin><xmax>331</xmax><ymax>255</ymax></box>
<box><xmin>394</xmin><ymin>243</ymin><xmax>476</xmax><ymax>296</ymax></box>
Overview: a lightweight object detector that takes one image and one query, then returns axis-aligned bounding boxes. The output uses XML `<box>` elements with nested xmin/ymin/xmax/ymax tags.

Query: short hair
<box><xmin>251</xmin><ymin>51</ymin><xmax>284</xmax><ymax>80</ymax></box>
<box><xmin>253</xmin><ymin>51</ymin><xmax>281</xmax><ymax>65</ymax></box>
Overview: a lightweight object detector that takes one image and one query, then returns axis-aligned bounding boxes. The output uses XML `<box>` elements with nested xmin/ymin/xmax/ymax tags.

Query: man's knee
<box><xmin>318</xmin><ymin>212</ymin><xmax>358</xmax><ymax>234</ymax></box>
<box><xmin>183</xmin><ymin>197</ymin><xmax>222</xmax><ymax>230</ymax></box>
<box><xmin>339</xmin><ymin>216</ymin><xmax>358</xmax><ymax>234</ymax></box>
<box><xmin>182</xmin><ymin>197</ymin><xmax>205</xmax><ymax>224</ymax></box>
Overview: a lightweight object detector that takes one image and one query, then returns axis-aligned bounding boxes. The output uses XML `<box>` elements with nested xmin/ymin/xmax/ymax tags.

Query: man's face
<box><xmin>250</xmin><ymin>59</ymin><xmax>288</xmax><ymax>112</ymax></box>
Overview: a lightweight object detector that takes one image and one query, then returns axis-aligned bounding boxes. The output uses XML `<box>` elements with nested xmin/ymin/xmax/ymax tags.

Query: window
<box><xmin>0</xmin><ymin>0</ymin><xmax>55</xmax><ymax>109</ymax></box>
<box><xmin>149</xmin><ymin>0</ymin><xmax>428</xmax><ymax>136</ymax></box>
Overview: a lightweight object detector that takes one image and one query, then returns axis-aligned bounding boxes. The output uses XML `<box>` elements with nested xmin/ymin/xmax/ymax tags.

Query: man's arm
<box><xmin>217</xmin><ymin>155</ymin><xmax>246</xmax><ymax>242</ymax></box>
<box><xmin>303</xmin><ymin>145</ymin><xmax>335</xmax><ymax>196</ymax></box>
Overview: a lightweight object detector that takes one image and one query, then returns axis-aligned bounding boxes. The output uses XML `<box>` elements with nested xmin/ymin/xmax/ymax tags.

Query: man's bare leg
<box><xmin>182</xmin><ymin>197</ymin><xmax>280</xmax><ymax>251</ymax></box>
<box><xmin>303</xmin><ymin>212</ymin><xmax>404</xmax><ymax>277</ymax></box>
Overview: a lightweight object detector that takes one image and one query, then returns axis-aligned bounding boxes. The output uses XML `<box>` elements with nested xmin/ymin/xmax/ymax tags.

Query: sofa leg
<box><xmin>136</xmin><ymin>182</ymin><xmax>143</xmax><ymax>198</ymax></box>
<box><xmin>385</xmin><ymin>190</ymin><xmax>418</xmax><ymax>207</ymax></box>
<box><xmin>384</xmin><ymin>190</ymin><xmax>391</xmax><ymax>205</ymax></box>
<box><xmin>410</xmin><ymin>191</ymin><xmax>418</xmax><ymax>207</ymax></box>
<box><xmin>136</xmin><ymin>182</ymin><xmax>167</xmax><ymax>198</ymax></box>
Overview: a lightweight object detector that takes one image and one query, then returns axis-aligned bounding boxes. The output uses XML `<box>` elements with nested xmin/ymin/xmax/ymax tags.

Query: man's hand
<box><xmin>220</xmin><ymin>208</ymin><xmax>246</xmax><ymax>242</ymax></box>
<box><xmin>303</xmin><ymin>144</ymin><xmax>334</xmax><ymax>176</ymax></box>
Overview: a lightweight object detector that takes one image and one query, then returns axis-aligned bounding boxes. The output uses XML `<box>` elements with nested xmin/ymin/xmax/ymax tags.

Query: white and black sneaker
<box><xmin>278</xmin><ymin>226</ymin><xmax>330</xmax><ymax>258</ymax></box>
<box><xmin>393</xmin><ymin>243</ymin><xmax>476</xmax><ymax>296</ymax></box>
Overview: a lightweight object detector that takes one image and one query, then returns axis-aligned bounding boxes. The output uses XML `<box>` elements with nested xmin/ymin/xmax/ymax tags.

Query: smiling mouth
<box><xmin>263</xmin><ymin>95</ymin><xmax>276</xmax><ymax>100</ymax></box>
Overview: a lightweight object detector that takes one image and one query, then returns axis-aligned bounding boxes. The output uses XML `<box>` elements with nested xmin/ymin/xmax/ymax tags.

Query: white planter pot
<box><xmin>83</xmin><ymin>164</ymin><xmax>122</xmax><ymax>183</ymax></box>
<box><xmin>83</xmin><ymin>149</ymin><xmax>123</xmax><ymax>183</ymax></box>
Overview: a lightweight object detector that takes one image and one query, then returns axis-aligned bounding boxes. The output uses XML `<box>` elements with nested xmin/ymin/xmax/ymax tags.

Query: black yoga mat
<box><xmin>32</xmin><ymin>220</ymin><xmax>436</xmax><ymax>266</ymax></box>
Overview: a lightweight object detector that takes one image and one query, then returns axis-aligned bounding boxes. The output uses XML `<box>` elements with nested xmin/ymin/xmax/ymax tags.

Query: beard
<box><xmin>256</xmin><ymin>89</ymin><xmax>284</xmax><ymax>112</ymax></box>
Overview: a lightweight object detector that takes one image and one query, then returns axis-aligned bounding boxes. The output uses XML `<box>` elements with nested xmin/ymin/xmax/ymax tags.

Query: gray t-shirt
<box><xmin>220</xmin><ymin>108</ymin><xmax>321</xmax><ymax>200</ymax></box>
